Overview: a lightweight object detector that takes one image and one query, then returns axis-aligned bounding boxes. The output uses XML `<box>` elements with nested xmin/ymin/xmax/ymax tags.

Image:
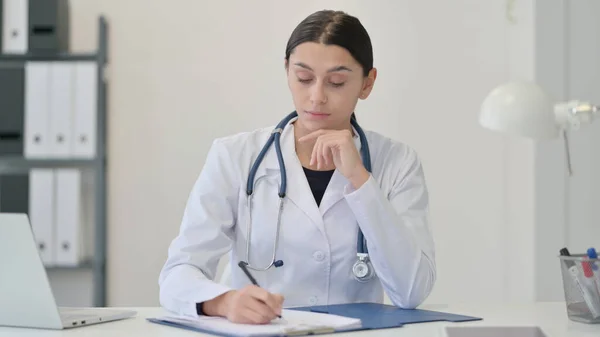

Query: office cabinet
<box><xmin>0</xmin><ymin>16</ymin><xmax>108</xmax><ymax>307</ymax></box>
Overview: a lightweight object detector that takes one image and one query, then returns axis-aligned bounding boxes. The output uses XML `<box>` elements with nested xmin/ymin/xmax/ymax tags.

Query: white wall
<box><xmin>564</xmin><ymin>1</ymin><xmax>600</xmax><ymax>253</ymax></box>
<box><xmin>52</xmin><ymin>0</ymin><xmax>599</xmax><ymax>307</ymax></box>
<box><xmin>534</xmin><ymin>0</ymin><xmax>600</xmax><ymax>301</ymax></box>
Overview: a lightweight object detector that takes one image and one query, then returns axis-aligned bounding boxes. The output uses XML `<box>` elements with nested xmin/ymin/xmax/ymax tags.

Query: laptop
<box><xmin>445</xmin><ymin>326</ymin><xmax>547</xmax><ymax>337</ymax></box>
<box><xmin>0</xmin><ymin>213</ymin><xmax>136</xmax><ymax>329</ymax></box>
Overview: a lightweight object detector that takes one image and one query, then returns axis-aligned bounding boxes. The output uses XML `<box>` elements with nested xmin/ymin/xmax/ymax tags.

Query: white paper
<box><xmin>153</xmin><ymin>309</ymin><xmax>361</xmax><ymax>336</ymax></box>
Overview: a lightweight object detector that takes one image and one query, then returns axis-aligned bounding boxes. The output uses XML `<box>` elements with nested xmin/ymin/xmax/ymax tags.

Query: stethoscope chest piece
<box><xmin>352</xmin><ymin>253</ymin><xmax>374</xmax><ymax>282</ymax></box>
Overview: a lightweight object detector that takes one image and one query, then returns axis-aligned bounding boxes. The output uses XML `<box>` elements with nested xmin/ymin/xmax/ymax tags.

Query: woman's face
<box><xmin>286</xmin><ymin>42</ymin><xmax>376</xmax><ymax>132</ymax></box>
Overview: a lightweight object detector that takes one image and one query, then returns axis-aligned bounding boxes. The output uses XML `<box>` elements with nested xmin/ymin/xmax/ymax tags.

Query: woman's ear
<box><xmin>359</xmin><ymin>68</ymin><xmax>377</xmax><ymax>100</ymax></box>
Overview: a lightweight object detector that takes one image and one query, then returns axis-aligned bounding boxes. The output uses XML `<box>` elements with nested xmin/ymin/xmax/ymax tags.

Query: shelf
<box><xmin>45</xmin><ymin>260</ymin><xmax>95</xmax><ymax>270</ymax></box>
<box><xmin>0</xmin><ymin>53</ymin><xmax>99</xmax><ymax>62</ymax></box>
<box><xmin>0</xmin><ymin>157</ymin><xmax>103</xmax><ymax>174</ymax></box>
<box><xmin>0</xmin><ymin>16</ymin><xmax>109</xmax><ymax>307</ymax></box>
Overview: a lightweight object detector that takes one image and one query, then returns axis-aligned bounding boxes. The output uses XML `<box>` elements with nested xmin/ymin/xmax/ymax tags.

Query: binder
<box><xmin>72</xmin><ymin>62</ymin><xmax>97</xmax><ymax>158</ymax></box>
<box><xmin>28</xmin><ymin>169</ymin><xmax>56</xmax><ymax>266</ymax></box>
<box><xmin>24</xmin><ymin>62</ymin><xmax>52</xmax><ymax>158</ymax></box>
<box><xmin>0</xmin><ymin>174</ymin><xmax>29</xmax><ymax>214</ymax></box>
<box><xmin>27</xmin><ymin>0</ymin><xmax>70</xmax><ymax>53</ymax></box>
<box><xmin>0</xmin><ymin>0</ymin><xmax>3</xmax><ymax>49</ymax></box>
<box><xmin>2</xmin><ymin>0</ymin><xmax>28</xmax><ymax>53</ymax></box>
<box><xmin>54</xmin><ymin>169</ymin><xmax>92</xmax><ymax>266</ymax></box>
<box><xmin>0</xmin><ymin>63</ymin><xmax>25</xmax><ymax>155</ymax></box>
<box><xmin>289</xmin><ymin>302</ymin><xmax>482</xmax><ymax>331</ymax></box>
<box><xmin>48</xmin><ymin>62</ymin><xmax>74</xmax><ymax>158</ymax></box>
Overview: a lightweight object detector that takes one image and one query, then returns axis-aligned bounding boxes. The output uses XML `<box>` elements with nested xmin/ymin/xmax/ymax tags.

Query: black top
<box><xmin>196</xmin><ymin>167</ymin><xmax>335</xmax><ymax>315</ymax></box>
<box><xmin>302</xmin><ymin>167</ymin><xmax>335</xmax><ymax>206</ymax></box>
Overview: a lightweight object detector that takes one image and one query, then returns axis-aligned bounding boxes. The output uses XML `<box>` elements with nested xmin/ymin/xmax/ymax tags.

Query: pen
<box><xmin>587</xmin><ymin>248</ymin><xmax>598</xmax><ymax>271</ymax></box>
<box><xmin>587</xmin><ymin>248</ymin><xmax>600</xmax><ymax>294</ymax></box>
<box><xmin>238</xmin><ymin>262</ymin><xmax>282</xmax><ymax>319</ymax></box>
<box><xmin>560</xmin><ymin>248</ymin><xmax>600</xmax><ymax>318</ymax></box>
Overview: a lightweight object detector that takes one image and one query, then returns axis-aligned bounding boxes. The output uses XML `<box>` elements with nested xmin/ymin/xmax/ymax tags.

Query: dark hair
<box><xmin>285</xmin><ymin>10</ymin><xmax>373</xmax><ymax>122</ymax></box>
<box><xmin>285</xmin><ymin>10</ymin><xmax>373</xmax><ymax>77</ymax></box>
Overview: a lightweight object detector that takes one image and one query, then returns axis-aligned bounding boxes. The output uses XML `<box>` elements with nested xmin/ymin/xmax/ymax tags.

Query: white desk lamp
<box><xmin>479</xmin><ymin>81</ymin><xmax>599</xmax><ymax>174</ymax></box>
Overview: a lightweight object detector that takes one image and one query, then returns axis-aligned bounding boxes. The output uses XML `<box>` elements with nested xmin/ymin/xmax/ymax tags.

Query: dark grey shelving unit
<box><xmin>0</xmin><ymin>16</ymin><xmax>108</xmax><ymax>307</ymax></box>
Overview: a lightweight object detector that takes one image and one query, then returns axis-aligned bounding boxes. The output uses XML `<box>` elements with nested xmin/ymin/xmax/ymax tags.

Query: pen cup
<box><xmin>559</xmin><ymin>254</ymin><xmax>600</xmax><ymax>324</ymax></box>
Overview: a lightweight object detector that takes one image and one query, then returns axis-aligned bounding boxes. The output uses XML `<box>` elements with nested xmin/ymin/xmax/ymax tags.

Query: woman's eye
<box><xmin>296</xmin><ymin>77</ymin><xmax>344</xmax><ymax>87</ymax></box>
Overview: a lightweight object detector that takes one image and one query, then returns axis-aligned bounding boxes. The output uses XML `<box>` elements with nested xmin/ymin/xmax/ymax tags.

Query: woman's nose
<box><xmin>309</xmin><ymin>82</ymin><xmax>327</xmax><ymax>105</ymax></box>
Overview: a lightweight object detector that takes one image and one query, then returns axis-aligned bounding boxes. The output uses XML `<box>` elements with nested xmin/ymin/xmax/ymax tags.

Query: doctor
<box><xmin>158</xmin><ymin>9</ymin><xmax>436</xmax><ymax>324</ymax></box>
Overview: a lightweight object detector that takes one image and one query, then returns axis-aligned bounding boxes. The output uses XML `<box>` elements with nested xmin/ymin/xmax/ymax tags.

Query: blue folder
<box><xmin>147</xmin><ymin>302</ymin><xmax>482</xmax><ymax>336</ymax></box>
<box><xmin>289</xmin><ymin>302</ymin><xmax>482</xmax><ymax>332</ymax></box>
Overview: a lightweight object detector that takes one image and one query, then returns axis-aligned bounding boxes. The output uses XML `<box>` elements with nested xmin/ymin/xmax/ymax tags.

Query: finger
<box><xmin>298</xmin><ymin>129</ymin><xmax>328</xmax><ymax>142</ymax></box>
<box><xmin>313</xmin><ymin>137</ymin><xmax>324</xmax><ymax>169</ymax></box>
<box><xmin>322</xmin><ymin>137</ymin><xmax>341</xmax><ymax>165</ymax></box>
<box><xmin>245</xmin><ymin>297</ymin><xmax>277</xmax><ymax>321</ymax></box>
<box><xmin>244</xmin><ymin>296</ymin><xmax>279</xmax><ymax>321</ymax></box>
<box><xmin>273</xmin><ymin>294</ymin><xmax>285</xmax><ymax>310</ymax></box>
<box><xmin>317</xmin><ymin>137</ymin><xmax>325</xmax><ymax>170</ymax></box>
<box><xmin>331</xmin><ymin>145</ymin><xmax>341</xmax><ymax>162</ymax></box>
<box><xmin>310</xmin><ymin>138</ymin><xmax>319</xmax><ymax>167</ymax></box>
<box><xmin>247</xmin><ymin>287</ymin><xmax>282</xmax><ymax>316</ymax></box>
<box><xmin>320</xmin><ymin>139</ymin><xmax>330</xmax><ymax>167</ymax></box>
<box><xmin>239</xmin><ymin>306</ymin><xmax>271</xmax><ymax>324</ymax></box>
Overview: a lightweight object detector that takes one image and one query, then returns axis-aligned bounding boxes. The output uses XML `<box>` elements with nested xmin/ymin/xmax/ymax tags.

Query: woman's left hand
<box><xmin>298</xmin><ymin>129</ymin><xmax>370</xmax><ymax>189</ymax></box>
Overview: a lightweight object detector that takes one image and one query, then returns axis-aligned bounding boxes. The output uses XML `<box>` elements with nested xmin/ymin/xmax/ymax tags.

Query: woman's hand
<box><xmin>202</xmin><ymin>286</ymin><xmax>284</xmax><ymax>324</ymax></box>
<box><xmin>299</xmin><ymin>129</ymin><xmax>370</xmax><ymax>189</ymax></box>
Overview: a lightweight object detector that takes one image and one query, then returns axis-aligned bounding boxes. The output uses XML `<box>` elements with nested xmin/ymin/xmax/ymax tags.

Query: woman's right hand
<box><xmin>202</xmin><ymin>285</ymin><xmax>284</xmax><ymax>324</ymax></box>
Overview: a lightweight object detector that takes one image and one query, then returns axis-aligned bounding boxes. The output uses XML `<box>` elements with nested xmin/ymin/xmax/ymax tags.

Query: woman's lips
<box><xmin>305</xmin><ymin>110</ymin><xmax>330</xmax><ymax>118</ymax></box>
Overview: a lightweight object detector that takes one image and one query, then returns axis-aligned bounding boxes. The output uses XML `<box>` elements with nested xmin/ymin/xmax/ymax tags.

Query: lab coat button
<box><xmin>309</xmin><ymin>296</ymin><xmax>318</xmax><ymax>305</ymax></box>
<box><xmin>313</xmin><ymin>251</ymin><xmax>325</xmax><ymax>261</ymax></box>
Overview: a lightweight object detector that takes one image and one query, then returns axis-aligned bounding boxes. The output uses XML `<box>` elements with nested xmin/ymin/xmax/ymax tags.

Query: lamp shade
<box><xmin>479</xmin><ymin>82</ymin><xmax>559</xmax><ymax>139</ymax></box>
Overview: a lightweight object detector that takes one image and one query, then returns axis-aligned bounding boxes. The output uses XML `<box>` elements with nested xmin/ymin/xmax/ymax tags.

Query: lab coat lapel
<box><xmin>263</xmin><ymin>123</ymin><xmax>325</xmax><ymax>231</ymax></box>
<box><xmin>318</xmin><ymin>170</ymin><xmax>347</xmax><ymax>215</ymax></box>
<box><xmin>319</xmin><ymin>130</ymin><xmax>363</xmax><ymax>216</ymax></box>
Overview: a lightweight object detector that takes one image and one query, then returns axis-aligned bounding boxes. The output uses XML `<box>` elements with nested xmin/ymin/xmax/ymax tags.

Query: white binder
<box><xmin>28</xmin><ymin>169</ymin><xmax>56</xmax><ymax>266</ymax></box>
<box><xmin>72</xmin><ymin>62</ymin><xmax>98</xmax><ymax>158</ymax></box>
<box><xmin>1</xmin><ymin>0</ymin><xmax>28</xmax><ymax>53</ymax></box>
<box><xmin>54</xmin><ymin>169</ymin><xmax>92</xmax><ymax>266</ymax></box>
<box><xmin>24</xmin><ymin>62</ymin><xmax>52</xmax><ymax>158</ymax></box>
<box><xmin>49</xmin><ymin>62</ymin><xmax>74</xmax><ymax>158</ymax></box>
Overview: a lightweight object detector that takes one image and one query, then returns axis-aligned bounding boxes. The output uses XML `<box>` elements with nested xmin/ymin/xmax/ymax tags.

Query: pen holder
<box><xmin>559</xmin><ymin>254</ymin><xmax>600</xmax><ymax>324</ymax></box>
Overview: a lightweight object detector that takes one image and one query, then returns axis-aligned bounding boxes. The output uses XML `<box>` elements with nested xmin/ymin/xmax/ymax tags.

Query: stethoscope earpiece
<box><xmin>274</xmin><ymin>260</ymin><xmax>284</xmax><ymax>268</ymax></box>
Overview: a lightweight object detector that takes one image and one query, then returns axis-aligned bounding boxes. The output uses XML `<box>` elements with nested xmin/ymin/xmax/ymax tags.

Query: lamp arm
<box><xmin>554</xmin><ymin>101</ymin><xmax>599</xmax><ymax>131</ymax></box>
<box><xmin>553</xmin><ymin>101</ymin><xmax>598</xmax><ymax>177</ymax></box>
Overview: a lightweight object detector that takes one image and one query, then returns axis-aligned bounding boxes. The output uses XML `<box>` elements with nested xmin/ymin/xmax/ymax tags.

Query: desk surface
<box><xmin>0</xmin><ymin>302</ymin><xmax>599</xmax><ymax>337</ymax></box>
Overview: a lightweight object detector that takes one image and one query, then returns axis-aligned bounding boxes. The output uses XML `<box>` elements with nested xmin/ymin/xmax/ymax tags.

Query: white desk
<box><xmin>0</xmin><ymin>302</ymin><xmax>598</xmax><ymax>337</ymax></box>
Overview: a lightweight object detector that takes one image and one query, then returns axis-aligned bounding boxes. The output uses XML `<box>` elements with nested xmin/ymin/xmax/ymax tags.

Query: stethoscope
<box><xmin>242</xmin><ymin>111</ymin><xmax>374</xmax><ymax>282</ymax></box>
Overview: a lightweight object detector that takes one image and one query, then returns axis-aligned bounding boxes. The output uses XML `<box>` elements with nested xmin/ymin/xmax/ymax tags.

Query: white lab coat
<box><xmin>158</xmin><ymin>118</ymin><xmax>436</xmax><ymax>317</ymax></box>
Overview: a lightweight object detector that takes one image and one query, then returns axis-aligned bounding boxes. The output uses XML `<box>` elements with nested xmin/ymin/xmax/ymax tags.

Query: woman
<box><xmin>158</xmin><ymin>9</ymin><xmax>436</xmax><ymax>324</ymax></box>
